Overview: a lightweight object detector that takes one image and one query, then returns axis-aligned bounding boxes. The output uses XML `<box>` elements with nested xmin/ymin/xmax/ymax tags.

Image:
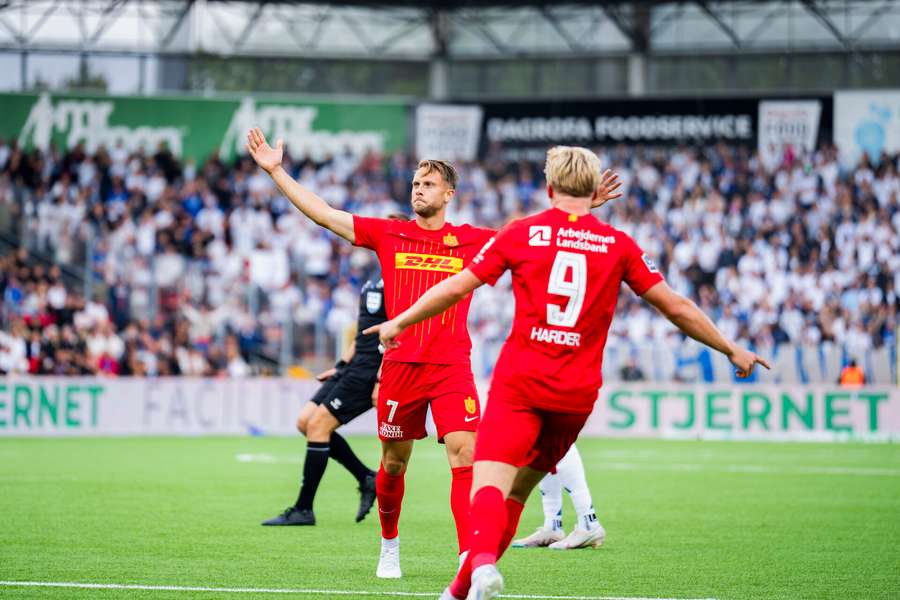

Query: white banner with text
<box><xmin>1</xmin><ymin>378</ymin><xmax>897</xmax><ymax>442</ymax></box>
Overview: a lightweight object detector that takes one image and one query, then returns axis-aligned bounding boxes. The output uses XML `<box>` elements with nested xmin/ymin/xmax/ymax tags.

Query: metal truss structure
<box><xmin>0</xmin><ymin>0</ymin><xmax>897</xmax><ymax>59</ymax></box>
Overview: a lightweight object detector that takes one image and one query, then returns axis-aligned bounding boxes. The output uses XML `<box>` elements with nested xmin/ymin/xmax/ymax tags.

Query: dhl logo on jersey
<box><xmin>395</xmin><ymin>253</ymin><xmax>463</xmax><ymax>273</ymax></box>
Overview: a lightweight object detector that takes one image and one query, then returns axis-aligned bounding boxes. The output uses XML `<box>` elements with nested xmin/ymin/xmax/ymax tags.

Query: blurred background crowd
<box><xmin>1</xmin><ymin>137</ymin><xmax>897</xmax><ymax>380</ymax></box>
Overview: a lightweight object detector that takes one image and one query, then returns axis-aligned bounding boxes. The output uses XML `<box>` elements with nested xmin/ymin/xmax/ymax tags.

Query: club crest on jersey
<box><xmin>395</xmin><ymin>252</ymin><xmax>463</xmax><ymax>273</ymax></box>
<box><xmin>464</xmin><ymin>396</ymin><xmax>477</xmax><ymax>415</ymax></box>
<box><xmin>443</xmin><ymin>233</ymin><xmax>459</xmax><ymax>247</ymax></box>
<box><xmin>528</xmin><ymin>225</ymin><xmax>551</xmax><ymax>247</ymax></box>
<box><xmin>366</xmin><ymin>291</ymin><xmax>382</xmax><ymax>313</ymax></box>
<box><xmin>642</xmin><ymin>253</ymin><xmax>659</xmax><ymax>274</ymax></box>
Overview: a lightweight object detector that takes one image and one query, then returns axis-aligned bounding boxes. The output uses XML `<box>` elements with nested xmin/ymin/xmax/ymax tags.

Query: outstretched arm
<box><xmin>364</xmin><ymin>269</ymin><xmax>484</xmax><ymax>349</ymax></box>
<box><xmin>641</xmin><ymin>281</ymin><xmax>770</xmax><ymax>378</ymax></box>
<box><xmin>245</xmin><ymin>127</ymin><xmax>355</xmax><ymax>243</ymax></box>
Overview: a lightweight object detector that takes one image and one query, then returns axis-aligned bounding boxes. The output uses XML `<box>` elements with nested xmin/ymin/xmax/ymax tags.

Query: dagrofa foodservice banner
<box><xmin>480</xmin><ymin>97</ymin><xmax>832</xmax><ymax>161</ymax></box>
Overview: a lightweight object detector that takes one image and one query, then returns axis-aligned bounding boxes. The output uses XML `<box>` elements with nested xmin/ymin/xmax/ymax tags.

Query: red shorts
<box><xmin>377</xmin><ymin>360</ymin><xmax>481</xmax><ymax>443</ymax></box>
<box><xmin>474</xmin><ymin>387</ymin><xmax>591</xmax><ymax>473</ymax></box>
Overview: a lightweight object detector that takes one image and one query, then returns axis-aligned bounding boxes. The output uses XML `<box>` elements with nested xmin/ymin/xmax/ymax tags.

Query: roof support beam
<box><xmin>802</xmin><ymin>0</ymin><xmax>851</xmax><ymax>50</ymax></box>
<box><xmin>744</xmin><ymin>3</ymin><xmax>789</xmax><ymax>44</ymax></box>
<box><xmin>851</xmin><ymin>0</ymin><xmax>895</xmax><ymax>39</ymax></box>
<box><xmin>696</xmin><ymin>1</ymin><xmax>741</xmax><ymax>48</ymax></box>
<box><xmin>160</xmin><ymin>0</ymin><xmax>194</xmax><ymax>49</ymax></box>
<box><xmin>233</xmin><ymin>1</ymin><xmax>266</xmax><ymax>51</ymax></box>
<box><xmin>541</xmin><ymin>7</ymin><xmax>581</xmax><ymax>53</ymax></box>
<box><xmin>89</xmin><ymin>0</ymin><xmax>130</xmax><ymax>46</ymax></box>
<box><xmin>602</xmin><ymin>4</ymin><xmax>644</xmax><ymax>52</ymax></box>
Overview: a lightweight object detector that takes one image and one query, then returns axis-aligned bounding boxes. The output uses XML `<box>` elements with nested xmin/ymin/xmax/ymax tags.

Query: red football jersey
<box><xmin>354</xmin><ymin>216</ymin><xmax>495</xmax><ymax>364</ymax></box>
<box><xmin>468</xmin><ymin>207</ymin><xmax>664</xmax><ymax>413</ymax></box>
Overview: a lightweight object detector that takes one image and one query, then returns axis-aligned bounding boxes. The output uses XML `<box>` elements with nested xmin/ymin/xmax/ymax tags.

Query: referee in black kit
<box><xmin>262</xmin><ymin>270</ymin><xmax>388</xmax><ymax>526</ymax></box>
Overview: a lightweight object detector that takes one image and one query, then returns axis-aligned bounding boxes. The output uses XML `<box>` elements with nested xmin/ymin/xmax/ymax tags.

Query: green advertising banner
<box><xmin>0</xmin><ymin>92</ymin><xmax>408</xmax><ymax>163</ymax></box>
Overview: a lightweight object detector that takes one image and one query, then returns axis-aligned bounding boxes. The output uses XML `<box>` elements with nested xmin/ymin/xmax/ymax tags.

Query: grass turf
<box><xmin>0</xmin><ymin>436</ymin><xmax>898</xmax><ymax>600</ymax></box>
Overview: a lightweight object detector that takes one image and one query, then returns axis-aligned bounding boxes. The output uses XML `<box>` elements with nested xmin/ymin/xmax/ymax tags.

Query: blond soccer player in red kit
<box><xmin>368</xmin><ymin>145</ymin><xmax>770</xmax><ymax>600</ymax></box>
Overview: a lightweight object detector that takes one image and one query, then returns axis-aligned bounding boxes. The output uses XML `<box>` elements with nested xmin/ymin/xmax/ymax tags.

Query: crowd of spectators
<box><xmin>0</xmin><ymin>134</ymin><xmax>897</xmax><ymax>379</ymax></box>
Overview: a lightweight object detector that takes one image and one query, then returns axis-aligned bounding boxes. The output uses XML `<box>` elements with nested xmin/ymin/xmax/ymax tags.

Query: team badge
<box><xmin>366</xmin><ymin>291</ymin><xmax>382</xmax><ymax>313</ymax></box>
<box><xmin>443</xmin><ymin>233</ymin><xmax>459</xmax><ymax>247</ymax></box>
<box><xmin>464</xmin><ymin>396</ymin><xmax>477</xmax><ymax>415</ymax></box>
<box><xmin>641</xmin><ymin>253</ymin><xmax>659</xmax><ymax>274</ymax></box>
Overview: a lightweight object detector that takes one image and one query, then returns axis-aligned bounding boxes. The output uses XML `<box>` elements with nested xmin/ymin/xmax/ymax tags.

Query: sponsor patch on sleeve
<box><xmin>642</xmin><ymin>253</ymin><xmax>659</xmax><ymax>274</ymax></box>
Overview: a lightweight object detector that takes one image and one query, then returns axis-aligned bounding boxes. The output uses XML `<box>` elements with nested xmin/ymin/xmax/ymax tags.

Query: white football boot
<box><xmin>466</xmin><ymin>565</ymin><xmax>504</xmax><ymax>600</ymax></box>
<box><xmin>511</xmin><ymin>526</ymin><xmax>565</xmax><ymax>548</ymax></box>
<box><xmin>548</xmin><ymin>524</ymin><xmax>606</xmax><ymax>550</ymax></box>
<box><xmin>439</xmin><ymin>587</ymin><xmax>462</xmax><ymax>600</ymax></box>
<box><xmin>376</xmin><ymin>536</ymin><xmax>402</xmax><ymax>578</ymax></box>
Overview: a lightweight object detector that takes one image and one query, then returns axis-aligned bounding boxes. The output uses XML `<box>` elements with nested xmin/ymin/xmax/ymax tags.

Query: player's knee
<box><xmin>381</xmin><ymin>456</ymin><xmax>408</xmax><ymax>476</ymax></box>
<box><xmin>445</xmin><ymin>437</ymin><xmax>474</xmax><ymax>467</ymax></box>
<box><xmin>307</xmin><ymin>412</ymin><xmax>336</xmax><ymax>442</ymax></box>
<box><xmin>296</xmin><ymin>415</ymin><xmax>309</xmax><ymax>435</ymax></box>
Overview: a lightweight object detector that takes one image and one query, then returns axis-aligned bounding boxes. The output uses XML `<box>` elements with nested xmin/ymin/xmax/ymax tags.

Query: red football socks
<box><xmin>469</xmin><ymin>486</ymin><xmax>506</xmax><ymax>569</ymax></box>
<box><xmin>450</xmin><ymin>465</ymin><xmax>473</xmax><ymax>554</ymax></box>
<box><xmin>376</xmin><ymin>464</ymin><xmax>405</xmax><ymax>539</ymax></box>
<box><xmin>449</xmin><ymin>495</ymin><xmax>524</xmax><ymax>599</ymax></box>
<box><xmin>498</xmin><ymin>497</ymin><xmax>525</xmax><ymax>559</ymax></box>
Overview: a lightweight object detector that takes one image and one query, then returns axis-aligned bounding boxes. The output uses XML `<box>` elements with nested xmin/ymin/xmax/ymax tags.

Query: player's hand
<box><xmin>371</xmin><ymin>382</ymin><xmax>379</xmax><ymax>406</ymax></box>
<box><xmin>728</xmin><ymin>346</ymin><xmax>771</xmax><ymax>378</ymax></box>
<box><xmin>315</xmin><ymin>367</ymin><xmax>337</xmax><ymax>382</ymax></box>
<box><xmin>591</xmin><ymin>169</ymin><xmax>623</xmax><ymax>208</ymax></box>
<box><xmin>363</xmin><ymin>320</ymin><xmax>405</xmax><ymax>351</ymax></box>
<box><xmin>245</xmin><ymin>127</ymin><xmax>284</xmax><ymax>174</ymax></box>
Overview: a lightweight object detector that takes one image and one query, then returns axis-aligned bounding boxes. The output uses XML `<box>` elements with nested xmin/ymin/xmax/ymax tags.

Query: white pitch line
<box><xmin>0</xmin><ymin>581</ymin><xmax>716</xmax><ymax>600</ymax></box>
<box><xmin>598</xmin><ymin>462</ymin><xmax>900</xmax><ymax>477</ymax></box>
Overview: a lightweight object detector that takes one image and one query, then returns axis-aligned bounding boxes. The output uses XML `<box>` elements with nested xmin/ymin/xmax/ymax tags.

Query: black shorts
<box><xmin>310</xmin><ymin>355</ymin><xmax>379</xmax><ymax>425</ymax></box>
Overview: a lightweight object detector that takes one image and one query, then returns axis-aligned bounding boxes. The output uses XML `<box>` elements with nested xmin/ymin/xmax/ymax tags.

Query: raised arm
<box><xmin>640</xmin><ymin>281</ymin><xmax>770</xmax><ymax>378</ymax></box>
<box><xmin>245</xmin><ymin>127</ymin><xmax>355</xmax><ymax>243</ymax></box>
<box><xmin>590</xmin><ymin>169</ymin><xmax>623</xmax><ymax>209</ymax></box>
<box><xmin>364</xmin><ymin>269</ymin><xmax>484</xmax><ymax>348</ymax></box>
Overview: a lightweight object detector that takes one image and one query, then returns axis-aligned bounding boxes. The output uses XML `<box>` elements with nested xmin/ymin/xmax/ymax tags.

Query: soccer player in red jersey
<box><xmin>368</xmin><ymin>146</ymin><xmax>770</xmax><ymax>600</ymax></box>
<box><xmin>245</xmin><ymin>128</ymin><xmax>621</xmax><ymax>579</ymax></box>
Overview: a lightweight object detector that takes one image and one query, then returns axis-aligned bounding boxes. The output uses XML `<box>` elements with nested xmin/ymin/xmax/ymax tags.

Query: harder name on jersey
<box><xmin>531</xmin><ymin>326</ymin><xmax>581</xmax><ymax>347</ymax></box>
<box><xmin>395</xmin><ymin>253</ymin><xmax>464</xmax><ymax>273</ymax></box>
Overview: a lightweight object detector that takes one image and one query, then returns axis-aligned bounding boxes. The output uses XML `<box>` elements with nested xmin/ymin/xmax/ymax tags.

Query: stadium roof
<box><xmin>0</xmin><ymin>1</ymin><xmax>897</xmax><ymax>60</ymax></box>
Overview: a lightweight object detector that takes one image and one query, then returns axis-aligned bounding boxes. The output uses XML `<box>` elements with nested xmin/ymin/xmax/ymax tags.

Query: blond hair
<box><xmin>417</xmin><ymin>159</ymin><xmax>458</xmax><ymax>189</ymax></box>
<box><xmin>543</xmin><ymin>146</ymin><xmax>602</xmax><ymax>198</ymax></box>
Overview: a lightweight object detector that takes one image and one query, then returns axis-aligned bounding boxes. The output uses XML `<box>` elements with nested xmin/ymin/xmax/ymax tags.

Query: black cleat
<box><xmin>355</xmin><ymin>472</ymin><xmax>377</xmax><ymax>523</ymax></box>
<box><xmin>261</xmin><ymin>507</ymin><xmax>316</xmax><ymax>526</ymax></box>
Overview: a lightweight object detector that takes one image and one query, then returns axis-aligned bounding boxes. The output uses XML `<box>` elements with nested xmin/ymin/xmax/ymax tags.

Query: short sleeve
<box><xmin>468</xmin><ymin>226</ymin><xmax>512</xmax><ymax>286</ymax></box>
<box><xmin>353</xmin><ymin>215</ymin><xmax>388</xmax><ymax>251</ymax></box>
<box><xmin>471</xmin><ymin>226</ymin><xmax>497</xmax><ymax>246</ymax></box>
<box><xmin>622</xmin><ymin>235</ymin><xmax>664</xmax><ymax>295</ymax></box>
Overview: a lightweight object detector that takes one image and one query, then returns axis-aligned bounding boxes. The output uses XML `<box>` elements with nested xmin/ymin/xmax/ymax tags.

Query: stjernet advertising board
<box><xmin>477</xmin><ymin>96</ymin><xmax>832</xmax><ymax>161</ymax></box>
<box><xmin>1</xmin><ymin>378</ymin><xmax>897</xmax><ymax>442</ymax></box>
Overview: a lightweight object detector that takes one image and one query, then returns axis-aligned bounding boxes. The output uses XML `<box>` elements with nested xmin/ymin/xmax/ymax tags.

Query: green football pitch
<box><xmin>1</xmin><ymin>436</ymin><xmax>898</xmax><ymax>600</ymax></box>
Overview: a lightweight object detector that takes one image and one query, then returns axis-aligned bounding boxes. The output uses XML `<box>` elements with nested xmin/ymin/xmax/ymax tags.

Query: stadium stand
<box><xmin>1</xmin><ymin>137</ymin><xmax>897</xmax><ymax>380</ymax></box>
